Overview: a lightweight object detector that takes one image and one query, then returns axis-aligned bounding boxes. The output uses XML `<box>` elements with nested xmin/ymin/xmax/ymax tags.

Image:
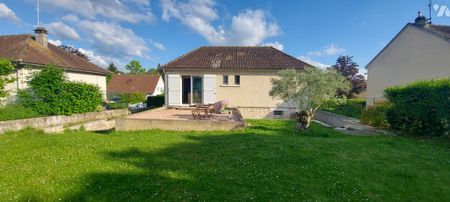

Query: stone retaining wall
<box><xmin>238</xmin><ymin>107</ymin><xmax>297</xmax><ymax>119</ymax></box>
<box><xmin>0</xmin><ymin>109</ymin><xmax>129</xmax><ymax>134</ymax></box>
<box><xmin>314</xmin><ymin>110</ymin><xmax>367</xmax><ymax>130</ymax></box>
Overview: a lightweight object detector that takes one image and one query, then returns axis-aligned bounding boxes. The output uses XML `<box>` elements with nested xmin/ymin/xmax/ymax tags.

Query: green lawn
<box><xmin>0</xmin><ymin>120</ymin><xmax>449</xmax><ymax>201</ymax></box>
<box><xmin>0</xmin><ymin>104</ymin><xmax>42</xmax><ymax>121</ymax></box>
<box><xmin>320</xmin><ymin>99</ymin><xmax>366</xmax><ymax>119</ymax></box>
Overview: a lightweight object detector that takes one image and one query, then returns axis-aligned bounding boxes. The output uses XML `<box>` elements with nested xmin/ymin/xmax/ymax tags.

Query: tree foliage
<box><xmin>107</xmin><ymin>63</ymin><xmax>119</xmax><ymax>74</ymax></box>
<box><xmin>18</xmin><ymin>66</ymin><xmax>103</xmax><ymax>115</ymax></box>
<box><xmin>270</xmin><ymin>67</ymin><xmax>349</xmax><ymax>131</ymax></box>
<box><xmin>126</xmin><ymin>60</ymin><xmax>146</xmax><ymax>75</ymax></box>
<box><xmin>331</xmin><ymin>56</ymin><xmax>366</xmax><ymax>97</ymax></box>
<box><xmin>0</xmin><ymin>59</ymin><xmax>16</xmax><ymax>98</ymax></box>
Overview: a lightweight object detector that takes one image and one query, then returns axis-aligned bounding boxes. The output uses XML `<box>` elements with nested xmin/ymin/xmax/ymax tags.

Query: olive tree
<box><xmin>269</xmin><ymin>67</ymin><xmax>350</xmax><ymax>132</ymax></box>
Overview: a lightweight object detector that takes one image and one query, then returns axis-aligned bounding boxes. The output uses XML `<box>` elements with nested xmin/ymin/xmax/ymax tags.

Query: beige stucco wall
<box><xmin>165</xmin><ymin>70</ymin><xmax>296</xmax><ymax>119</ymax></box>
<box><xmin>3</xmin><ymin>68</ymin><xmax>107</xmax><ymax>102</ymax></box>
<box><xmin>366</xmin><ymin>25</ymin><xmax>450</xmax><ymax>105</ymax></box>
<box><xmin>66</xmin><ymin>72</ymin><xmax>107</xmax><ymax>99</ymax></box>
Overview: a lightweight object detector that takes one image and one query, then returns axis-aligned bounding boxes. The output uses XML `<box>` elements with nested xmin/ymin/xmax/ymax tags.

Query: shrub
<box><xmin>320</xmin><ymin>98</ymin><xmax>365</xmax><ymax>119</ymax></box>
<box><xmin>385</xmin><ymin>78</ymin><xmax>450</xmax><ymax>137</ymax></box>
<box><xmin>19</xmin><ymin>66</ymin><xmax>103</xmax><ymax>116</ymax></box>
<box><xmin>0</xmin><ymin>59</ymin><xmax>16</xmax><ymax>97</ymax></box>
<box><xmin>147</xmin><ymin>95</ymin><xmax>164</xmax><ymax>108</ymax></box>
<box><xmin>361</xmin><ymin>101</ymin><xmax>391</xmax><ymax>128</ymax></box>
<box><xmin>105</xmin><ymin>102</ymin><xmax>128</xmax><ymax>110</ymax></box>
<box><xmin>0</xmin><ymin>104</ymin><xmax>41</xmax><ymax>121</ymax></box>
<box><xmin>119</xmin><ymin>93</ymin><xmax>146</xmax><ymax>104</ymax></box>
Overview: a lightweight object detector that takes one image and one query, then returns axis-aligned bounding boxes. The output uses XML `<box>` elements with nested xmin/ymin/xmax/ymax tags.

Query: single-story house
<box><xmin>0</xmin><ymin>27</ymin><xmax>110</xmax><ymax>101</ymax></box>
<box><xmin>366</xmin><ymin>14</ymin><xmax>450</xmax><ymax>105</ymax></box>
<box><xmin>107</xmin><ymin>74</ymin><xmax>164</xmax><ymax>98</ymax></box>
<box><xmin>162</xmin><ymin>46</ymin><xmax>314</xmax><ymax>119</ymax></box>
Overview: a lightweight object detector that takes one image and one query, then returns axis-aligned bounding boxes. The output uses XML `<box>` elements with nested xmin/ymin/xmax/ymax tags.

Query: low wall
<box><xmin>0</xmin><ymin>109</ymin><xmax>129</xmax><ymax>134</ymax></box>
<box><xmin>314</xmin><ymin>110</ymin><xmax>367</xmax><ymax>130</ymax></box>
<box><xmin>238</xmin><ymin>107</ymin><xmax>297</xmax><ymax>119</ymax></box>
<box><xmin>116</xmin><ymin>118</ymin><xmax>244</xmax><ymax>131</ymax></box>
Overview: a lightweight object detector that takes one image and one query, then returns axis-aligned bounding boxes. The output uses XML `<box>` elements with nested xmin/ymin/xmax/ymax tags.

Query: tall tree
<box><xmin>270</xmin><ymin>68</ymin><xmax>349</xmax><ymax>131</ymax></box>
<box><xmin>331</xmin><ymin>55</ymin><xmax>367</xmax><ymax>97</ymax></box>
<box><xmin>125</xmin><ymin>60</ymin><xmax>146</xmax><ymax>75</ymax></box>
<box><xmin>107</xmin><ymin>63</ymin><xmax>119</xmax><ymax>74</ymax></box>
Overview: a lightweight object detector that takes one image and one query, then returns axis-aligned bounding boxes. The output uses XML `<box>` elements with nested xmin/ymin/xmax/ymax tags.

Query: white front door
<box><xmin>167</xmin><ymin>74</ymin><xmax>181</xmax><ymax>105</ymax></box>
<box><xmin>203</xmin><ymin>74</ymin><xmax>216</xmax><ymax>104</ymax></box>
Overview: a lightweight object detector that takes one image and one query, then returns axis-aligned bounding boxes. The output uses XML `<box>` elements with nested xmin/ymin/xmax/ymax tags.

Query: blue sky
<box><xmin>1</xmin><ymin>0</ymin><xmax>450</xmax><ymax>73</ymax></box>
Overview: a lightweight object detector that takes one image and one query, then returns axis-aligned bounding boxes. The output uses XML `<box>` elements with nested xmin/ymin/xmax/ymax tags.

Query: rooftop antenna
<box><xmin>36</xmin><ymin>0</ymin><xmax>40</xmax><ymax>27</ymax></box>
<box><xmin>428</xmin><ymin>0</ymin><xmax>432</xmax><ymax>24</ymax></box>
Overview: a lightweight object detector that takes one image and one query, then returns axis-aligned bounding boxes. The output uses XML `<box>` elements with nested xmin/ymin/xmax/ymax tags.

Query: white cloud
<box><xmin>61</xmin><ymin>14</ymin><xmax>79</xmax><ymax>23</ymax></box>
<box><xmin>298</xmin><ymin>55</ymin><xmax>330</xmax><ymax>69</ymax></box>
<box><xmin>48</xmin><ymin>39</ymin><xmax>62</xmax><ymax>46</ymax></box>
<box><xmin>152</xmin><ymin>41</ymin><xmax>167</xmax><ymax>51</ymax></box>
<box><xmin>78</xmin><ymin>48</ymin><xmax>115</xmax><ymax>67</ymax></box>
<box><xmin>0</xmin><ymin>3</ymin><xmax>20</xmax><ymax>23</ymax></box>
<box><xmin>40</xmin><ymin>0</ymin><xmax>155</xmax><ymax>24</ymax></box>
<box><xmin>307</xmin><ymin>43</ymin><xmax>346</xmax><ymax>57</ymax></box>
<box><xmin>160</xmin><ymin>0</ymin><xmax>280</xmax><ymax>46</ymax></box>
<box><xmin>46</xmin><ymin>22</ymin><xmax>80</xmax><ymax>40</ymax></box>
<box><xmin>262</xmin><ymin>41</ymin><xmax>284</xmax><ymax>51</ymax></box>
<box><xmin>77</xmin><ymin>20</ymin><xmax>149</xmax><ymax>58</ymax></box>
<box><xmin>323</xmin><ymin>44</ymin><xmax>346</xmax><ymax>56</ymax></box>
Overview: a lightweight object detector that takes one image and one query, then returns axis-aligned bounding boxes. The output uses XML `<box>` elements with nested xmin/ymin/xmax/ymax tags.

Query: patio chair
<box><xmin>190</xmin><ymin>104</ymin><xmax>214</xmax><ymax>119</ymax></box>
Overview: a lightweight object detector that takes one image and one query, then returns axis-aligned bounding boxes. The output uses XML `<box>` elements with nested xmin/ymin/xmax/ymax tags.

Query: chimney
<box><xmin>414</xmin><ymin>11</ymin><xmax>428</xmax><ymax>26</ymax></box>
<box><xmin>34</xmin><ymin>26</ymin><xmax>48</xmax><ymax>48</ymax></box>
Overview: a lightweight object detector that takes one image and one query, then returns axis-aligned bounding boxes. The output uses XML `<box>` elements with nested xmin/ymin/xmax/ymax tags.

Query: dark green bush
<box><xmin>361</xmin><ymin>101</ymin><xmax>391</xmax><ymax>128</ymax></box>
<box><xmin>147</xmin><ymin>95</ymin><xmax>164</xmax><ymax>108</ymax></box>
<box><xmin>119</xmin><ymin>93</ymin><xmax>146</xmax><ymax>104</ymax></box>
<box><xmin>105</xmin><ymin>102</ymin><xmax>128</xmax><ymax>110</ymax></box>
<box><xmin>385</xmin><ymin>78</ymin><xmax>450</xmax><ymax>137</ymax></box>
<box><xmin>19</xmin><ymin>66</ymin><xmax>103</xmax><ymax>116</ymax></box>
<box><xmin>320</xmin><ymin>98</ymin><xmax>365</xmax><ymax>119</ymax></box>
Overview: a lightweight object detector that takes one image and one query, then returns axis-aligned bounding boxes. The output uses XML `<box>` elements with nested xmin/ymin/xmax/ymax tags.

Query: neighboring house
<box><xmin>366</xmin><ymin>14</ymin><xmax>450</xmax><ymax>106</ymax></box>
<box><xmin>162</xmin><ymin>46</ymin><xmax>314</xmax><ymax>119</ymax></box>
<box><xmin>107</xmin><ymin>75</ymin><xmax>164</xmax><ymax>98</ymax></box>
<box><xmin>0</xmin><ymin>27</ymin><xmax>110</xmax><ymax>100</ymax></box>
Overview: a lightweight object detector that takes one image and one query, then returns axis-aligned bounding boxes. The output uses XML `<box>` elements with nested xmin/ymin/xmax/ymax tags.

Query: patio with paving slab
<box><xmin>116</xmin><ymin>107</ymin><xmax>244</xmax><ymax>131</ymax></box>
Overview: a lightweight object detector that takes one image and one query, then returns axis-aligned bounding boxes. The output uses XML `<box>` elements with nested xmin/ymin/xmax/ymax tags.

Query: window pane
<box><xmin>223</xmin><ymin>75</ymin><xmax>228</xmax><ymax>84</ymax></box>
<box><xmin>235</xmin><ymin>75</ymin><xmax>240</xmax><ymax>85</ymax></box>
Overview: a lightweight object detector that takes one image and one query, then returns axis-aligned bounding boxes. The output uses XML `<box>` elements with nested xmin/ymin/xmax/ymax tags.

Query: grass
<box><xmin>320</xmin><ymin>99</ymin><xmax>366</xmax><ymax>119</ymax></box>
<box><xmin>0</xmin><ymin>104</ymin><xmax>42</xmax><ymax>121</ymax></box>
<box><xmin>0</xmin><ymin>120</ymin><xmax>449</xmax><ymax>201</ymax></box>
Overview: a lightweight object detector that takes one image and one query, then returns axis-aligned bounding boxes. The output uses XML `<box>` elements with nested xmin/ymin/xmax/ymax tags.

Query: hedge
<box><xmin>19</xmin><ymin>66</ymin><xmax>103</xmax><ymax>116</ymax></box>
<box><xmin>385</xmin><ymin>78</ymin><xmax>450</xmax><ymax>137</ymax></box>
<box><xmin>361</xmin><ymin>101</ymin><xmax>390</xmax><ymax>128</ymax></box>
<box><xmin>147</xmin><ymin>95</ymin><xmax>164</xmax><ymax>108</ymax></box>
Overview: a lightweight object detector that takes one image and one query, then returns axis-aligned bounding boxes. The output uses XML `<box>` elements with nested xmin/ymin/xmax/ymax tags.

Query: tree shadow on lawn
<box><xmin>64</xmin><ymin>127</ymin><xmax>351</xmax><ymax>201</ymax></box>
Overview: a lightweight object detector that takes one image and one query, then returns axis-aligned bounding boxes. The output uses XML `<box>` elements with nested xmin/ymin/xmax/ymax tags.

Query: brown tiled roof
<box><xmin>107</xmin><ymin>75</ymin><xmax>160</xmax><ymax>95</ymax></box>
<box><xmin>426</xmin><ymin>24</ymin><xmax>450</xmax><ymax>41</ymax></box>
<box><xmin>0</xmin><ymin>34</ymin><xmax>110</xmax><ymax>75</ymax></box>
<box><xmin>163</xmin><ymin>46</ymin><xmax>314</xmax><ymax>70</ymax></box>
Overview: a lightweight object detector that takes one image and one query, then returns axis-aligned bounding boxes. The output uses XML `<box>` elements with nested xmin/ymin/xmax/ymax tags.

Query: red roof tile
<box><xmin>163</xmin><ymin>46</ymin><xmax>314</xmax><ymax>70</ymax></box>
<box><xmin>107</xmin><ymin>75</ymin><xmax>160</xmax><ymax>95</ymax></box>
<box><xmin>0</xmin><ymin>34</ymin><xmax>110</xmax><ymax>75</ymax></box>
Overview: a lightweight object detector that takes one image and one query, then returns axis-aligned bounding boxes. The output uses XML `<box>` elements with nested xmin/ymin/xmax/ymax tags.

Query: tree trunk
<box><xmin>296</xmin><ymin>109</ymin><xmax>314</xmax><ymax>132</ymax></box>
